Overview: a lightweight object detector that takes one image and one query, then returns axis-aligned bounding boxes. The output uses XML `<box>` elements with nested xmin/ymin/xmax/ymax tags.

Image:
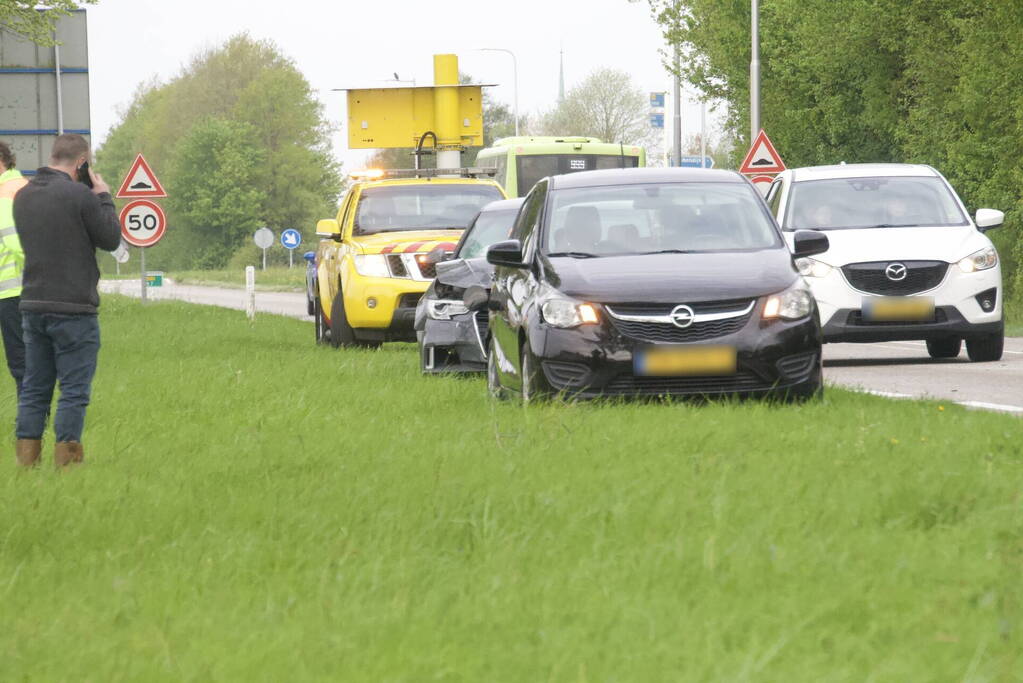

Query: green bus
<box><xmin>474</xmin><ymin>136</ymin><xmax>646</xmax><ymax>198</ymax></box>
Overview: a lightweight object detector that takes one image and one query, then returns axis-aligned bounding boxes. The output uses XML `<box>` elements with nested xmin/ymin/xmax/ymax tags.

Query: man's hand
<box><xmin>89</xmin><ymin>167</ymin><xmax>110</xmax><ymax>195</ymax></box>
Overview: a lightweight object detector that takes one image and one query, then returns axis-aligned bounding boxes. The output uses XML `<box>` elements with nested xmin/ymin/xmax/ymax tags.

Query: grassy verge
<box><xmin>171</xmin><ymin>266</ymin><xmax>305</xmax><ymax>291</ymax></box>
<box><xmin>1</xmin><ymin>296</ymin><xmax>1020</xmax><ymax>680</ymax></box>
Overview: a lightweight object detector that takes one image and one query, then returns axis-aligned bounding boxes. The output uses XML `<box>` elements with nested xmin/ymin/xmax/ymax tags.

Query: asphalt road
<box><xmin>101</xmin><ymin>279</ymin><xmax>1022</xmax><ymax>415</ymax></box>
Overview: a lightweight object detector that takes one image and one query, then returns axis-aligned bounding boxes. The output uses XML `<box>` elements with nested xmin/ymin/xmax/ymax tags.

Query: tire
<box><xmin>926</xmin><ymin>337</ymin><xmax>961</xmax><ymax>359</ymax></box>
<box><xmin>314</xmin><ymin>297</ymin><xmax>326</xmax><ymax>344</ymax></box>
<box><xmin>487</xmin><ymin>337</ymin><xmax>508</xmax><ymax>400</ymax></box>
<box><xmin>966</xmin><ymin>331</ymin><xmax>1003</xmax><ymax>362</ymax></box>
<box><xmin>329</xmin><ymin>291</ymin><xmax>359</xmax><ymax>348</ymax></box>
<box><xmin>306</xmin><ymin>295</ymin><xmax>315</xmax><ymax>317</ymax></box>
<box><xmin>520</xmin><ymin>346</ymin><xmax>549</xmax><ymax>404</ymax></box>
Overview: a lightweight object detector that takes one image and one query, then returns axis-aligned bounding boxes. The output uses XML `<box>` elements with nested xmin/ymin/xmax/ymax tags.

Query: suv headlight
<box><xmin>540</xmin><ymin>294</ymin><xmax>600</xmax><ymax>328</ymax></box>
<box><xmin>763</xmin><ymin>283</ymin><xmax>813</xmax><ymax>320</ymax></box>
<box><xmin>794</xmin><ymin>257</ymin><xmax>832</xmax><ymax>278</ymax></box>
<box><xmin>426</xmin><ymin>299</ymin><xmax>469</xmax><ymax>320</ymax></box>
<box><xmin>957</xmin><ymin>247</ymin><xmax>998</xmax><ymax>273</ymax></box>
<box><xmin>353</xmin><ymin>254</ymin><xmax>390</xmax><ymax>278</ymax></box>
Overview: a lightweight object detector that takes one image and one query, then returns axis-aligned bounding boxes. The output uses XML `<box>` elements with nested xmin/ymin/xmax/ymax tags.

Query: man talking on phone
<box><xmin>11</xmin><ymin>134</ymin><xmax>120</xmax><ymax>467</ymax></box>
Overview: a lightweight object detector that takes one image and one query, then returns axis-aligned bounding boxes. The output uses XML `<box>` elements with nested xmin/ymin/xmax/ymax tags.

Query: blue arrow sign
<box><xmin>678</xmin><ymin>155</ymin><xmax>715</xmax><ymax>168</ymax></box>
<box><xmin>281</xmin><ymin>229</ymin><xmax>302</xmax><ymax>249</ymax></box>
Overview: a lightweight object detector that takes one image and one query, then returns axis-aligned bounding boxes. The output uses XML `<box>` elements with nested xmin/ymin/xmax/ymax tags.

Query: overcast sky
<box><xmin>85</xmin><ymin>0</ymin><xmax>720</xmax><ymax>168</ymax></box>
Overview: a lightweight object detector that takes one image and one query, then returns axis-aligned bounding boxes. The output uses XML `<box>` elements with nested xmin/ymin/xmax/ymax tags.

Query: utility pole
<box><xmin>750</xmin><ymin>0</ymin><xmax>761</xmax><ymax>143</ymax></box>
<box><xmin>672</xmin><ymin>47</ymin><xmax>682</xmax><ymax>167</ymax></box>
<box><xmin>477</xmin><ymin>48</ymin><xmax>519</xmax><ymax>137</ymax></box>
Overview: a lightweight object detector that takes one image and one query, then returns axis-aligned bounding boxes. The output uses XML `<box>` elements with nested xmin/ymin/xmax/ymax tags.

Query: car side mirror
<box><xmin>791</xmin><ymin>229</ymin><xmax>830</xmax><ymax>258</ymax></box>
<box><xmin>486</xmin><ymin>239</ymin><xmax>526</xmax><ymax>268</ymax></box>
<box><xmin>316</xmin><ymin>218</ymin><xmax>342</xmax><ymax>240</ymax></box>
<box><xmin>975</xmin><ymin>208</ymin><xmax>1004</xmax><ymax>231</ymax></box>
<box><xmin>463</xmin><ymin>285</ymin><xmax>490</xmax><ymax>312</ymax></box>
<box><xmin>302</xmin><ymin>251</ymin><xmax>315</xmax><ymax>262</ymax></box>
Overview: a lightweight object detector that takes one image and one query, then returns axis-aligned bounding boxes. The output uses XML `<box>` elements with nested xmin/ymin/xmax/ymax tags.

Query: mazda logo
<box><xmin>670</xmin><ymin>305</ymin><xmax>696</xmax><ymax>328</ymax></box>
<box><xmin>885</xmin><ymin>263</ymin><xmax>908</xmax><ymax>281</ymax></box>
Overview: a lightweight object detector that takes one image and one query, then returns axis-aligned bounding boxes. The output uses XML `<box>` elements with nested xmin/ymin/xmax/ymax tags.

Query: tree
<box><xmin>535</xmin><ymin>68</ymin><xmax>654</xmax><ymax>145</ymax></box>
<box><xmin>0</xmin><ymin>0</ymin><xmax>95</xmax><ymax>46</ymax></box>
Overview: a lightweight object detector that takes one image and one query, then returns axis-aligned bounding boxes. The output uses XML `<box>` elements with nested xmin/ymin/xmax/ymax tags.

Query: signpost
<box><xmin>280</xmin><ymin>229</ymin><xmax>301</xmax><ymax>268</ymax></box>
<box><xmin>116</xmin><ymin>153</ymin><xmax>168</xmax><ymax>303</ymax></box>
<box><xmin>739</xmin><ymin>129</ymin><xmax>785</xmax><ymax>196</ymax></box>
<box><xmin>254</xmin><ymin>227</ymin><xmax>274</xmax><ymax>270</ymax></box>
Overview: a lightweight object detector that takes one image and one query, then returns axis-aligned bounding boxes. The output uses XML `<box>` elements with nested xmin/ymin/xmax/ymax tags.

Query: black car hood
<box><xmin>434</xmin><ymin>257</ymin><xmax>494</xmax><ymax>290</ymax></box>
<box><xmin>543</xmin><ymin>249</ymin><xmax>798</xmax><ymax>304</ymax></box>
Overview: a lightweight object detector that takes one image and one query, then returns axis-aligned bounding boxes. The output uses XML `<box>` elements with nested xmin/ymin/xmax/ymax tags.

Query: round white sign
<box><xmin>254</xmin><ymin>227</ymin><xmax>274</xmax><ymax>249</ymax></box>
<box><xmin>119</xmin><ymin>199</ymin><xmax>167</xmax><ymax>247</ymax></box>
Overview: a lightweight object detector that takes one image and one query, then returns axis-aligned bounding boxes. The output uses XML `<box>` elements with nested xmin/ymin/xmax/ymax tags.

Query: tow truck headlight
<box><xmin>957</xmin><ymin>247</ymin><xmax>998</xmax><ymax>273</ymax></box>
<box><xmin>763</xmin><ymin>284</ymin><xmax>813</xmax><ymax>321</ymax></box>
<box><xmin>353</xmin><ymin>254</ymin><xmax>390</xmax><ymax>278</ymax></box>
<box><xmin>426</xmin><ymin>299</ymin><xmax>470</xmax><ymax>320</ymax></box>
<box><xmin>540</xmin><ymin>297</ymin><xmax>599</xmax><ymax>328</ymax></box>
<box><xmin>794</xmin><ymin>257</ymin><xmax>832</xmax><ymax>278</ymax></box>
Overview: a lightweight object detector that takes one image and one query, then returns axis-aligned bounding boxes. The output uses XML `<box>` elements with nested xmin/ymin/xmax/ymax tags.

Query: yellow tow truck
<box><xmin>312</xmin><ymin>168</ymin><xmax>505</xmax><ymax>347</ymax></box>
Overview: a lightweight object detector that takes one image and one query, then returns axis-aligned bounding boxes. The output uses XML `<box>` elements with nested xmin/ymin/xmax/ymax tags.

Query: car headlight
<box><xmin>353</xmin><ymin>254</ymin><xmax>390</xmax><ymax>277</ymax></box>
<box><xmin>794</xmin><ymin>257</ymin><xmax>832</xmax><ymax>278</ymax></box>
<box><xmin>426</xmin><ymin>299</ymin><xmax>469</xmax><ymax>320</ymax></box>
<box><xmin>957</xmin><ymin>247</ymin><xmax>998</xmax><ymax>273</ymax></box>
<box><xmin>540</xmin><ymin>296</ymin><xmax>600</xmax><ymax>328</ymax></box>
<box><xmin>763</xmin><ymin>283</ymin><xmax>813</xmax><ymax>320</ymax></box>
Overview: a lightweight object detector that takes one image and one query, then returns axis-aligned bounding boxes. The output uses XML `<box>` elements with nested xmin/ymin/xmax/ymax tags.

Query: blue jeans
<box><xmin>16</xmin><ymin>312</ymin><xmax>99</xmax><ymax>442</ymax></box>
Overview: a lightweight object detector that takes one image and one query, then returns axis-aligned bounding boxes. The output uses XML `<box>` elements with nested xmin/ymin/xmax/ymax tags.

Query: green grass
<box><xmin>1</xmin><ymin>296</ymin><xmax>1020</xmax><ymax>681</ymax></box>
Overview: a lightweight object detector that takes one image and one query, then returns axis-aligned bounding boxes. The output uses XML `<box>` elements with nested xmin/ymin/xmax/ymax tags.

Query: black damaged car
<box><xmin>414</xmin><ymin>198</ymin><xmax>524</xmax><ymax>373</ymax></box>
<box><xmin>480</xmin><ymin>168</ymin><xmax>830</xmax><ymax>401</ymax></box>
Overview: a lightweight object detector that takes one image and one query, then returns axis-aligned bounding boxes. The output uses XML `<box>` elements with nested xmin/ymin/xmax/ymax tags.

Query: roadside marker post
<box><xmin>245</xmin><ymin>266</ymin><xmax>255</xmax><ymax>321</ymax></box>
<box><xmin>281</xmin><ymin>229</ymin><xmax>302</xmax><ymax>268</ymax></box>
<box><xmin>254</xmin><ymin>227</ymin><xmax>274</xmax><ymax>270</ymax></box>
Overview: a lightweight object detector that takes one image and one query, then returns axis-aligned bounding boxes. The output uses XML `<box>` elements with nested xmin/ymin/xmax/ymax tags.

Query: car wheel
<box><xmin>307</xmin><ymin>294</ymin><xmax>315</xmax><ymax>317</ymax></box>
<box><xmin>329</xmin><ymin>291</ymin><xmax>359</xmax><ymax>348</ymax></box>
<box><xmin>487</xmin><ymin>337</ymin><xmax>508</xmax><ymax>400</ymax></box>
<box><xmin>314</xmin><ymin>297</ymin><xmax>326</xmax><ymax>344</ymax></box>
<box><xmin>520</xmin><ymin>346</ymin><xmax>549</xmax><ymax>404</ymax></box>
<box><xmin>966</xmin><ymin>331</ymin><xmax>1003</xmax><ymax>362</ymax></box>
<box><xmin>926</xmin><ymin>337</ymin><xmax>961</xmax><ymax>359</ymax></box>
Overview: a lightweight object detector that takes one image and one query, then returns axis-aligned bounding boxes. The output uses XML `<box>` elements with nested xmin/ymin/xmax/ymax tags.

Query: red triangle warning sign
<box><xmin>739</xmin><ymin>129</ymin><xmax>785</xmax><ymax>175</ymax></box>
<box><xmin>116</xmin><ymin>154</ymin><xmax>167</xmax><ymax>199</ymax></box>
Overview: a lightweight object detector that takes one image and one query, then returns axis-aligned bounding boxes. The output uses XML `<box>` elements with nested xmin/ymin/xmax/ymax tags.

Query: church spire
<box><xmin>558</xmin><ymin>45</ymin><xmax>565</xmax><ymax>102</ymax></box>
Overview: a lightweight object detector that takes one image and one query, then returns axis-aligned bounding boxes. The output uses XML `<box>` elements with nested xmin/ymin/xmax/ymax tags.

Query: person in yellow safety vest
<box><xmin>0</xmin><ymin>142</ymin><xmax>28</xmax><ymax>395</ymax></box>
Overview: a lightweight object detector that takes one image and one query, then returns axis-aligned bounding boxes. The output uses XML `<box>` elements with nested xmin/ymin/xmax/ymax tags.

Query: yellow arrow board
<box><xmin>346</xmin><ymin>86</ymin><xmax>486</xmax><ymax>149</ymax></box>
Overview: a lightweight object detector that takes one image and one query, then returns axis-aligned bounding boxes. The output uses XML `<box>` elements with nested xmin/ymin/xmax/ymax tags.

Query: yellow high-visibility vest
<box><xmin>0</xmin><ymin>168</ymin><xmax>28</xmax><ymax>299</ymax></box>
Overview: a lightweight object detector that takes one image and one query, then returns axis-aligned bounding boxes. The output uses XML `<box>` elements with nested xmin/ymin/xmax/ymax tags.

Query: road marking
<box><xmin>957</xmin><ymin>401</ymin><xmax>1023</xmax><ymax>415</ymax></box>
<box><xmin>856</xmin><ymin>389</ymin><xmax>1023</xmax><ymax>416</ymax></box>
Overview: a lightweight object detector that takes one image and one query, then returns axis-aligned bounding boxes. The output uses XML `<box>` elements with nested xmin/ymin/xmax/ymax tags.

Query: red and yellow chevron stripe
<box><xmin>380</xmin><ymin>240</ymin><xmax>458</xmax><ymax>254</ymax></box>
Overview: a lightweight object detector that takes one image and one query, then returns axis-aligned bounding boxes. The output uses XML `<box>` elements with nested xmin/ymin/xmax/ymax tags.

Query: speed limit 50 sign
<box><xmin>119</xmin><ymin>199</ymin><xmax>167</xmax><ymax>247</ymax></box>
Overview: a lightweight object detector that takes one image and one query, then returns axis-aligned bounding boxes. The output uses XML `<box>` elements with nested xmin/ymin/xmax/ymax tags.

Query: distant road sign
<box><xmin>650</xmin><ymin>92</ymin><xmax>666</xmax><ymax>109</ymax></box>
<box><xmin>679</xmin><ymin>155</ymin><xmax>715</xmax><ymax>168</ymax></box>
<box><xmin>650</xmin><ymin>113</ymin><xmax>665</xmax><ymax>129</ymax></box>
<box><xmin>281</xmin><ymin>229</ymin><xmax>302</xmax><ymax>249</ymax></box>
<box><xmin>254</xmin><ymin>227</ymin><xmax>274</xmax><ymax>249</ymax></box>
<box><xmin>116</xmin><ymin>154</ymin><xmax>167</xmax><ymax>198</ymax></box>
<box><xmin>739</xmin><ymin>129</ymin><xmax>785</xmax><ymax>175</ymax></box>
<box><xmin>119</xmin><ymin>199</ymin><xmax>167</xmax><ymax>247</ymax></box>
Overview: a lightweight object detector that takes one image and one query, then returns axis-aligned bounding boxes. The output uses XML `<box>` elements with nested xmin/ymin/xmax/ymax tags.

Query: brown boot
<box><xmin>15</xmin><ymin>439</ymin><xmax>42</xmax><ymax>467</ymax></box>
<box><xmin>54</xmin><ymin>442</ymin><xmax>84</xmax><ymax>468</ymax></box>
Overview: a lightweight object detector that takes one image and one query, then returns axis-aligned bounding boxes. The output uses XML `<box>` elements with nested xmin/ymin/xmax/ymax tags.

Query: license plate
<box><xmin>634</xmin><ymin>345</ymin><xmax>737</xmax><ymax>376</ymax></box>
<box><xmin>862</xmin><ymin>296</ymin><xmax>935</xmax><ymax>322</ymax></box>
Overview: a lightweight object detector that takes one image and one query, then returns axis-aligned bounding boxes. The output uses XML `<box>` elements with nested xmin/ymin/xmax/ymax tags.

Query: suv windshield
<box><xmin>457</xmin><ymin>210</ymin><xmax>518</xmax><ymax>259</ymax></box>
<box><xmin>784</xmin><ymin>176</ymin><xmax>968</xmax><ymax>230</ymax></box>
<box><xmin>354</xmin><ymin>184</ymin><xmax>503</xmax><ymax>235</ymax></box>
<box><xmin>543</xmin><ymin>182</ymin><xmax>780</xmax><ymax>256</ymax></box>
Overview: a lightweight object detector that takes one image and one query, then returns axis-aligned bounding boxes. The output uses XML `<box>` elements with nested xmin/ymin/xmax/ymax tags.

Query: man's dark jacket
<box><xmin>13</xmin><ymin>167</ymin><xmax>121</xmax><ymax>314</ymax></box>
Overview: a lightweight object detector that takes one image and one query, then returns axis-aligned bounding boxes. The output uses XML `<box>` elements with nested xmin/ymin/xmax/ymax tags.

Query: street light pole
<box><xmin>750</xmin><ymin>0</ymin><xmax>760</xmax><ymax>142</ymax></box>
<box><xmin>672</xmin><ymin>47</ymin><xmax>682</xmax><ymax>167</ymax></box>
<box><xmin>476</xmin><ymin>48</ymin><xmax>519</xmax><ymax>137</ymax></box>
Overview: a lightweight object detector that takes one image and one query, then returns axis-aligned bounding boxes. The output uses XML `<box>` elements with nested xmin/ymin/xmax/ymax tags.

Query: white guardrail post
<box><xmin>245</xmin><ymin>266</ymin><xmax>255</xmax><ymax>321</ymax></box>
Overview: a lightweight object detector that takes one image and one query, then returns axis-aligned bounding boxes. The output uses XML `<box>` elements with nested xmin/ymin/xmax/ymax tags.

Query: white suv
<box><xmin>766</xmin><ymin>163</ymin><xmax>1004</xmax><ymax>361</ymax></box>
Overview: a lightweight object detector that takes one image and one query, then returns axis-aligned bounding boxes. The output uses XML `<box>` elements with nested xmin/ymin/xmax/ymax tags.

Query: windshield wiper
<box><xmin>640</xmin><ymin>249</ymin><xmax>696</xmax><ymax>255</ymax></box>
<box><xmin>859</xmin><ymin>223</ymin><xmax>922</xmax><ymax>229</ymax></box>
<box><xmin>546</xmin><ymin>251</ymin><xmax>599</xmax><ymax>259</ymax></box>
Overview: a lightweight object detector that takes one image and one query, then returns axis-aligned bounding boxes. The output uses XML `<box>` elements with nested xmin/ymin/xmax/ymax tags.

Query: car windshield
<box><xmin>354</xmin><ymin>184</ymin><xmax>503</xmax><ymax>234</ymax></box>
<box><xmin>542</xmin><ymin>182</ymin><xmax>780</xmax><ymax>256</ymax></box>
<box><xmin>784</xmin><ymin>176</ymin><xmax>968</xmax><ymax>230</ymax></box>
<box><xmin>457</xmin><ymin>209</ymin><xmax>518</xmax><ymax>259</ymax></box>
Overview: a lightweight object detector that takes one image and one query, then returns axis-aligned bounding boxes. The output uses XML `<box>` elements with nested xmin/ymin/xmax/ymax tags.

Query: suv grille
<box><xmin>386</xmin><ymin>254</ymin><xmax>409</xmax><ymax>278</ymax></box>
<box><xmin>842</xmin><ymin>261</ymin><xmax>948</xmax><ymax>295</ymax></box>
<box><xmin>607</xmin><ymin>299</ymin><xmax>753</xmax><ymax>344</ymax></box>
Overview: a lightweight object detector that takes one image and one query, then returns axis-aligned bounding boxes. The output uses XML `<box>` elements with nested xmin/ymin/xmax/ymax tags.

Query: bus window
<box><xmin>516</xmin><ymin>154</ymin><xmax>641</xmax><ymax>196</ymax></box>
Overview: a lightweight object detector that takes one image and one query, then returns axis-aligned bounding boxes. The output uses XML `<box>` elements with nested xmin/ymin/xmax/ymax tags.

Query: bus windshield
<box><xmin>517</xmin><ymin>154</ymin><xmax>639</xmax><ymax>196</ymax></box>
<box><xmin>354</xmin><ymin>185</ymin><xmax>503</xmax><ymax>235</ymax></box>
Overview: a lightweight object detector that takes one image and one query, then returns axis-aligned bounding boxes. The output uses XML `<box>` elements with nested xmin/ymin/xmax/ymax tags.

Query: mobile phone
<box><xmin>77</xmin><ymin>161</ymin><xmax>94</xmax><ymax>189</ymax></box>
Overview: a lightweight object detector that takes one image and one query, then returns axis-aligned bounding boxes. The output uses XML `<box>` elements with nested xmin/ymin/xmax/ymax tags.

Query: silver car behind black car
<box><xmin>414</xmin><ymin>198</ymin><xmax>525</xmax><ymax>373</ymax></box>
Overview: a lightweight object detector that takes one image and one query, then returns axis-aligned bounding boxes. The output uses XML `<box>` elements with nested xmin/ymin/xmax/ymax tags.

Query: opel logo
<box><xmin>670</xmin><ymin>305</ymin><xmax>696</xmax><ymax>329</ymax></box>
<box><xmin>885</xmin><ymin>262</ymin><xmax>908</xmax><ymax>281</ymax></box>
